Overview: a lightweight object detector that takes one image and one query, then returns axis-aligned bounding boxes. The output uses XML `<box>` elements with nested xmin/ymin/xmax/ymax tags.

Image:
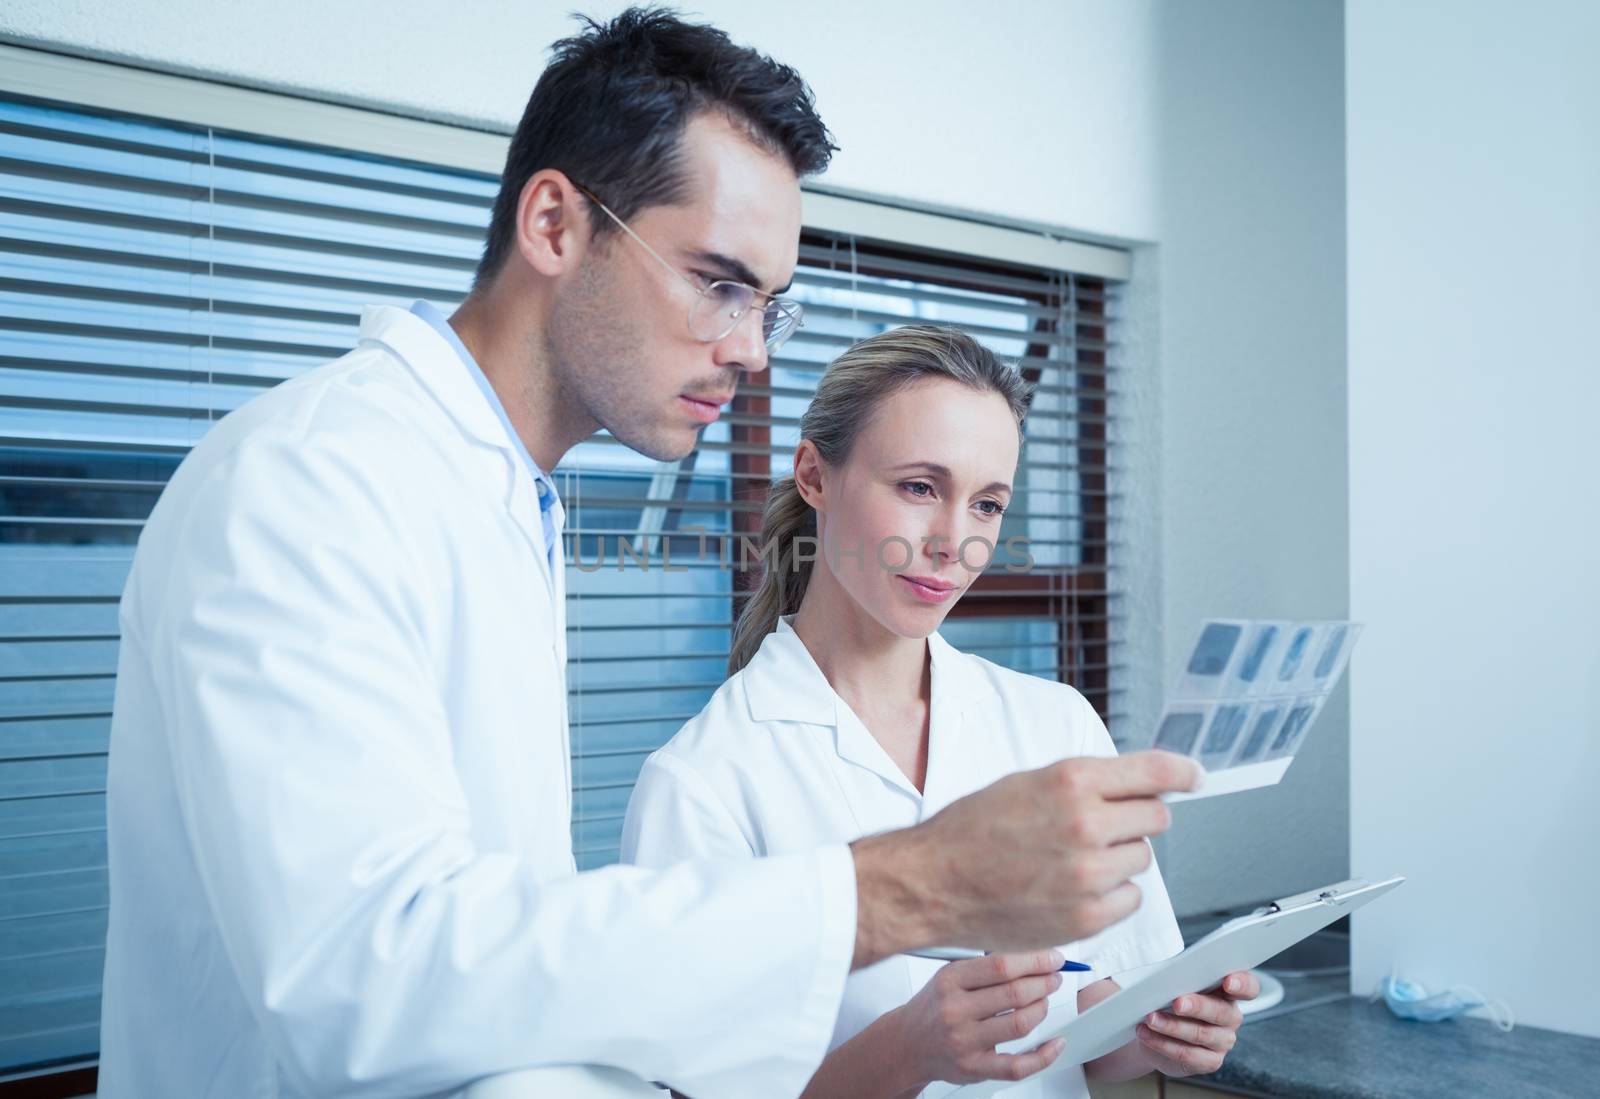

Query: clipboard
<box><xmin>943</xmin><ymin>874</ymin><xmax>1404</xmax><ymax>1097</ymax></box>
<box><xmin>462</xmin><ymin>1066</ymin><xmax>665</xmax><ymax>1097</ymax></box>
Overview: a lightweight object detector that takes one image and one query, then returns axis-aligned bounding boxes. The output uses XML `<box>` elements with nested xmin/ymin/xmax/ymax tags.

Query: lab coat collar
<box><xmin>742</xmin><ymin>617</ymin><xmax>1001</xmax><ymax>806</ymax></box>
<box><xmin>358</xmin><ymin>305</ymin><xmax>566</xmax><ymax>613</ymax></box>
<box><xmin>742</xmin><ymin>616</ymin><xmax>838</xmax><ymax>727</ymax></box>
<box><xmin>359</xmin><ymin>305</ymin><xmax>510</xmax><ymax>455</ymax></box>
<box><xmin>743</xmin><ymin>617</ymin><xmax>998</xmax><ymax>724</ymax></box>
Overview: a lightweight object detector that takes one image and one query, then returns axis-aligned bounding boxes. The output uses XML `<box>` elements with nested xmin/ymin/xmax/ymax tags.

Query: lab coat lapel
<box><xmin>742</xmin><ymin>618</ymin><xmax>840</xmax><ymax>727</ymax></box>
<box><xmin>830</xmin><ymin>699</ymin><xmax>922</xmax><ymax>802</ymax></box>
<box><xmin>920</xmin><ymin>630</ymin><xmax>999</xmax><ymax>815</ymax></box>
<box><xmin>360</xmin><ymin>306</ymin><xmax>559</xmax><ymax>599</ymax></box>
<box><xmin>501</xmin><ymin>464</ymin><xmax>558</xmax><ymax>597</ymax></box>
<box><xmin>361</xmin><ymin>305</ymin><xmax>570</xmax><ymax>818</ymax></box>
<box><xmin>550</xmin><ymin>514</ymin><xmax>571</xmax><ymax>850</ymax></box>
<box><xmin>744</xmin><ymin>619</ymin><xmax>922</xmax><ymax>803</ymax></box>
<box><xmin>550</xmin><ymin>518</ymin><xmax>568</xmax><ymax>666</ymax></box>
<box><xmin>824</xmin><ymin>630</ymin><xmax>988</xmax><ymax>809</ymax></box>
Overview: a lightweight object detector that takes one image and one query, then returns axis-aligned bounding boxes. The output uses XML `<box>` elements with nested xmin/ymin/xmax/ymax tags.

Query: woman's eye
<box><xmin>976</xmin><ymin>499</ymin><xmax>1007</xmax><ymax>518</ymax></box>
<box><xmin>902</xmin><ymin>480</ymin><xmax>934</xmax><ymax>498</ymax></box>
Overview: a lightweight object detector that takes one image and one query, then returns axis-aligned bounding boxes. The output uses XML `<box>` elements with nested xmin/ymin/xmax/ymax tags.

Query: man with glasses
<box><xmin>98</xmin><ymin>9</ymin><xmax>1198</xmax><ymax>1099</ymax></box>
<box><xmin>571</xmin><ymin>182</ymin><xmax>804</xmax><ymax>352</ymax></box>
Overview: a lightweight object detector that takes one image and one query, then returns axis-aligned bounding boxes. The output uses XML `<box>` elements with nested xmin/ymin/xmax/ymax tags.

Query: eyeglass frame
<box><xmin>568</xmin><ymin>180</ymin><xmax>804</xmax><ymax>355</ymax></box>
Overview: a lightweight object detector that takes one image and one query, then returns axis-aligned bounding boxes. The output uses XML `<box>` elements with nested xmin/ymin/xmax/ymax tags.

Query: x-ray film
<box><xmin>1153</xmin><ymin>710</ymin><xmax>1207</xmax><ymax>756</ymax></box>
<box><xmin>1233</xmin><ymin>703</ymin><xmax>1287</xmax><ymax>766</ymax></box>
<box><xmin>1231</xmin><ymin>620</ymin><xmax>1292</xmax><ymax>697</ymax></box>
<box><xmin>1159</xmin><ymin>618</ymin><xmax>1361</xmax><ymax>802</ymax></box>
<box><xmin>1264</xmin><ymin>695</ymin><xmax>1324</xmax><ymax>760</ymax></box>
<box><xmin>1175</xmin><ymin>619</ymin><xmax>1249</xmax><ymax>699</ymax></box>
<box><xmin>1198</xmin><ymin>702</ymin><xmax>1253</xmax><ymax>771</ymax></box>
<box><xmin>1273</xmin><ymin>624</ymin><xmax>1317</xmax><ymax>685</ymax></box>
<box><xmin>1305</xmin><ymin>622</ymin><xmax>1362</xmax><ymax>693</ymax></box>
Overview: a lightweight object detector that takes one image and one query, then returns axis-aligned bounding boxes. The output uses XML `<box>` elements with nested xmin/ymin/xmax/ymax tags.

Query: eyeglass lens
<box><xmin>689</xmin><ymin>283</ymin><xmax>799</xmax><ymax>352</ymax></box>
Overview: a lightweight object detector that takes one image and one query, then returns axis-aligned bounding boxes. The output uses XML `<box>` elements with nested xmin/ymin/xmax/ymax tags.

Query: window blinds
<box><xmin>0</xmin><ymin>92</ymin><xmax>1123</xmax><ymax>1076</ymax></box>
<box><xmin>565</xmin><ymin>233</ymin><xmax>1125</xmax><ymax>867</ymax></box>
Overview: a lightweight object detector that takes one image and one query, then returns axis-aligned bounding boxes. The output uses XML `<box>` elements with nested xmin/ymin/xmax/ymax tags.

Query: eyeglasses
<box><xmin>571</xmin><ymin>182</ymin><xmax>803</xmax><ymax>356</ymax></box>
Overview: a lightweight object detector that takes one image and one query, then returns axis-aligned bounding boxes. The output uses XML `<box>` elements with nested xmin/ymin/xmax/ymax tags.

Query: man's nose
<box><xmin>712</xmin><ymin>306</ymin><xmax>769</xmax><ymax>375</ymax></box>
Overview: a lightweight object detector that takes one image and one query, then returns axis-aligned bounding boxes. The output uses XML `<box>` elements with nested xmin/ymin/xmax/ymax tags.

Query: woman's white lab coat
<box><xmin>622</xmin><ymin>618</ymin><xmax>1185</xmax><ymax>1099</ymax></box>
<box><xmin>96</xmin><ymin>306</ymin><xmax>855</xmax><ymax>1099</ymax></box>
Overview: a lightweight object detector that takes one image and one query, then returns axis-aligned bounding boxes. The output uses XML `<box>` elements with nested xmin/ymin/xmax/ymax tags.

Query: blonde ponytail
<box><xmin>727</xmin><ymin>477</ymin><xmax>816</xmax><ymax>673</ymax></box>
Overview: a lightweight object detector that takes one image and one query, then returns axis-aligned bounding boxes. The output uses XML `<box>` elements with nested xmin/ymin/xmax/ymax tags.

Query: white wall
<box><xmin>0</xmin><ymin>0</ymin><xmax>1164</xmax><ymax>242</ymax></box>
<box><xmin>0</xmin><ymin>0</ymin><xmax>1352</xmax><ymax>915</ymax></box>
<box><xmin>1143</xmin><ymin>0</ymin><xmax>1349</xmax><ymax>915</ymax></box>
<box><xmin>1347</xmin><ymin>0</ymin><xmax>1600</xmax><ymax>1037</ymax></box>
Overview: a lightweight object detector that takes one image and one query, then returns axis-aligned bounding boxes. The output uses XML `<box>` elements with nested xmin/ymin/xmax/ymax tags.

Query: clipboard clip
<box><xmin>1268</xmin><ymin>877</ymin><xmax>1370</xmax><ymax>913</ymax></box>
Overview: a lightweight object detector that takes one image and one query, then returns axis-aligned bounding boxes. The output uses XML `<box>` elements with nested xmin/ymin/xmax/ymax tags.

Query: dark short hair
<box><xmin>475</xmin><ymin>6</ymin><xmax>836</xmax><ymax>285</ymax></box>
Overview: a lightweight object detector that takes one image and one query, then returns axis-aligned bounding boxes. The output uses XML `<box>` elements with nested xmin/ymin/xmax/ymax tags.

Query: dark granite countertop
<box><xmin>1193</xmin><ymin>994</ymin><xmax>1598</xmax><ymax>1099</ymax></box>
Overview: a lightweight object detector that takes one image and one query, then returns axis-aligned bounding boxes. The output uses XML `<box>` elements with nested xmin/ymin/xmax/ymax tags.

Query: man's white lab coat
<box><xmin>96</xmin><ymin>306</ymin><xmax>855</xmax><ymax>1099</ymax></box>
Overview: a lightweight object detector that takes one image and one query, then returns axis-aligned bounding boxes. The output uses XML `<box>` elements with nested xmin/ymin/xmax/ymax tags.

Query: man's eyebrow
<box><xmin>687</xmin><ymin>250</ymin><xmax>793</xmax><ymax>295</ymax></box>
<box><xmin>889</xmin><ymin>461</ymin><xmax>1013</xmax><ymax>496</ymax></box>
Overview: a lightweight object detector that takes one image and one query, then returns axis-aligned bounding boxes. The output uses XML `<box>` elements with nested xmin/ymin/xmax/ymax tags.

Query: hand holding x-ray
<box><xmin>1152</xmin><ymin>619</ymin><xmax>1362</xmax><ymax>801</ymax></box>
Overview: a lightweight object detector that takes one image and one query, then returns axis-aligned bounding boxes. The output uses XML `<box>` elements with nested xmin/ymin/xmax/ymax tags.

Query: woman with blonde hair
<box><xmin>623</xmin><ymin>325</ymin><xmax>1256</xmax><ymax>1097</ymax></box>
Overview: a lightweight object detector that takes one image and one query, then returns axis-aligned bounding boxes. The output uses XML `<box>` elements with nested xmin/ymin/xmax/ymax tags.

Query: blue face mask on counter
<box><xmin>1374</xmin><ymin>973</ymin><xmax>1515</xmax><ymax>1031</ymax></box>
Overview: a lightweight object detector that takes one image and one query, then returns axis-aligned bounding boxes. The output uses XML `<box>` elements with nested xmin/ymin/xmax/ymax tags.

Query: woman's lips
<box><xmin>897</xmin><ymin>573</ymin><xmax>958</xmax><ymax>604</ymax></box>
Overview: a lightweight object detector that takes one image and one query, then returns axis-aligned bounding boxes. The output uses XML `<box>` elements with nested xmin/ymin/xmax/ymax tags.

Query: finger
<box><xmin>963</xmin><ymin>1036</ymin><xmax>1066</xmax><ymax>1084</ymax></box>
<box><xmin>973</xmin><ymin>994</ymin><xmax>1053</xmax><ymax>1047</ymax></box>
<box><xmin>1097</xmin><ymin>798</ymin><xmax>1174</xmax><ymax>845</ymax></box>
<box><xmin>1064</xmin><ymin>840</ymin><xmax>1154</xmax><ymax>900</ymax></box>
<box><xmin>1147</xmin><ymin>1010</ymin><xmax>1238</xmax><ymax>1053</ymax></box>
<box><xmin>1221</xmin><ymin>970</ymin><xmax>1261</xmax><ymax>1000</ymax></box>
<box><xmin>1100</xmin><ymin>838</ymin><xmax>1156</xmax><ymax>888</ymax></box>
<box><xmin>1085</xmin><ymin>751</ymin><xmax>1202</xmax><ymax>800</ymax></box>
<box><xmin>1171</xmin><ymin>992</ymin><xmax>1245</xmax><ymax>1030</ymax></box>
<box><xmin>954</xmin><ymin>949</ymin><xmax>1064</xmax><ymax>990</ymax></box>
<box><xmin>1135</xmin><ymin>1023</ymin><xmax>1226</xmax><ymax>1076</ymax></box>
<box><xmin>1066</xmin><ymin>879</ymin><xmax>1142</xmax><ymax>939</ymax></box>
<box><xmin>967</xmin><ymin>972</ymin><xmax>1065</xmax><ymax>1017</ymax></box>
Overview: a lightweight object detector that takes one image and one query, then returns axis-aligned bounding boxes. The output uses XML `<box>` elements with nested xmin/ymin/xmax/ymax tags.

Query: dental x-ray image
<box><xmin>1157</xmin><ymin>618</ymin><xmax>1361</xmax><ymax>801</ymax></box>
<box><xmin>1189</xmin><ymin>623</ymin><xmax>1242</xmax><ymax>676</ymax></box>
<box><xmin>1277</xmin><ymin>625</ymin><xmax>1315</xmax><ymax>682</ymax></box>
<box><xmin>1235</xmin><ymin>705</ymin><xmax>1285</xmax><ymax>765</ymax></box>
<box><xmin>1267</xmin><ymin>698</ymin><xmax>1322</xmax><ymax>759</ymax></box>
<box><xmin>1155</xmin><ymin>710</ymin><xmax>1207</xmax><ymax>756</ymax></box>
<box><xmin>1237</xmin><ymin>625</ymin><xmax>1279</xmax><ymax>683</ymax></box>
<box><xmin>1314</xmin><ymin>624</ymin><xmax>1348</xmax><ymax>679</ymax></box>
<box><xmin>1199</xmin><ymin>703</ymin><xmax>1253</xmax><ymax>770</ymax></box>
<box><xmin>1177</xmin><ymin>619</ymin><xmax>1250</xmax><ymax>699</ymax></box>
<box><xmin>1306</xmin><ymin>621</ymin><xmax>1363</xmax><ymax>690</ymax></box>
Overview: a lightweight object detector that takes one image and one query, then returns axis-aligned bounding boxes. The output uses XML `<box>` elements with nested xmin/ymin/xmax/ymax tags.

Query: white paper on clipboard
<box><xmin>941</xmin><ymin>875</ymin><xmax>1404</xmax><ymax>1098</ymax></box>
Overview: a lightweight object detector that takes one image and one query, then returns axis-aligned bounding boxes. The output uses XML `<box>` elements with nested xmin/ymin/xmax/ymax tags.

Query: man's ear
<box><xmin>515</xmin><ymin>170</ymin><xmax>588</xmax><ymax>278</ymax></box>
<box><xmin>793</xmin><ymin>440</ymin><xmax>826</xmax><ymax>510</ymax></box>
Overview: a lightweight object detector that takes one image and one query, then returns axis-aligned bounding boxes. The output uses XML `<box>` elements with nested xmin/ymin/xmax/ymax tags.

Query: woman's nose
<box><xmin>921</xmin><ymin>516</ymin><xmax>962</xmax><ymax>565</ymax></box>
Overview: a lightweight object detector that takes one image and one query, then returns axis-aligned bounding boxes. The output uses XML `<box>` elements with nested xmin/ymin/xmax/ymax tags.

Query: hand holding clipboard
<box><xmin>935</xmin><ymin>875</ymin><xmax>1404</xmax><ymax>1098</ymax></box>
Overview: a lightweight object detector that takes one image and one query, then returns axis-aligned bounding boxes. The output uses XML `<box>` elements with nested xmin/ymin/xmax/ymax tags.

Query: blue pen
<box><xmin>908</xmin><ymin>947</ymin><xmax>1091</xmax><ymax>973</ymax></box>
